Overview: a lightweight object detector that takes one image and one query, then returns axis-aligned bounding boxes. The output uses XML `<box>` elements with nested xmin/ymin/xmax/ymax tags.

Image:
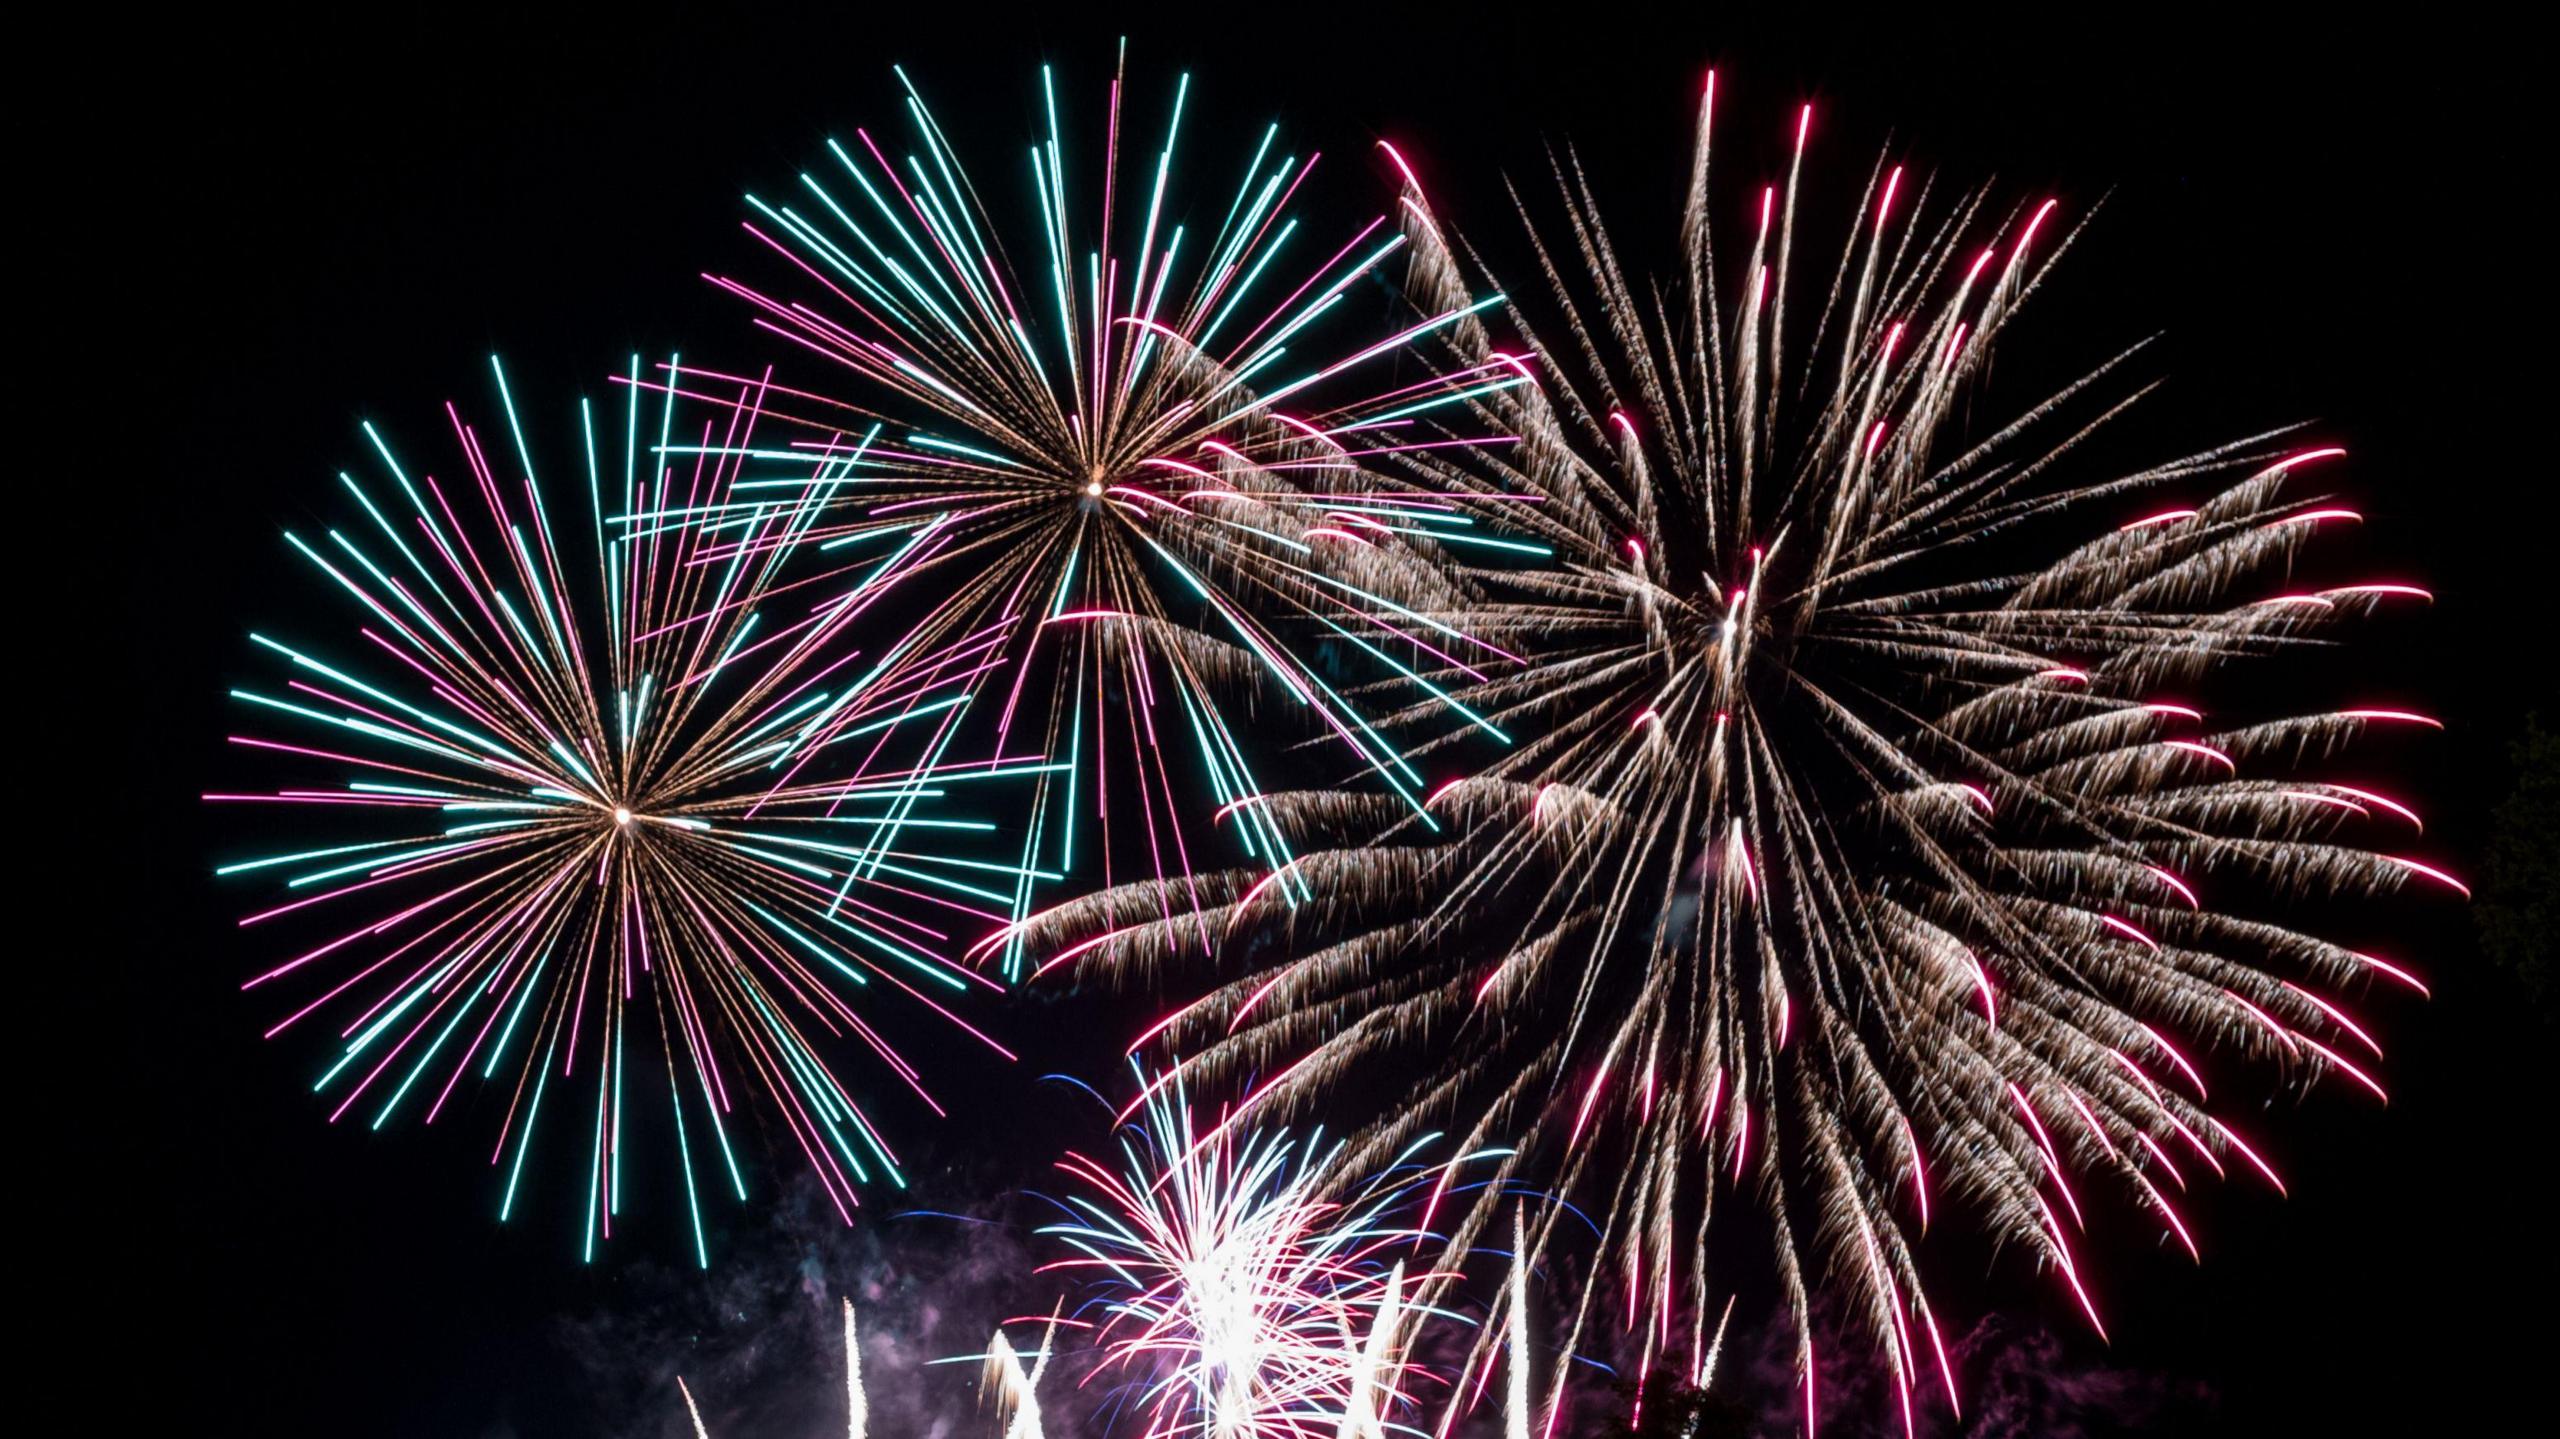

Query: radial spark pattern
<box><xmin>215</xmin><ymin>357</ymin><xmax>1051</xmax><ymax>1261</ymax></box>
<box><xmin>1007</xmin><ymin>81</ymin><xmax>2452</xmax><ymax>1430</ymax></box>
<box><xmin>693</xmin><ymin>58</ymin><xmax>1521</xmax><ymax>978</ymax></box>
<box><xmin>1041</xmin><ymin>1072</ymin><xmax>1484</xmax><ymax>1439</ymax></box>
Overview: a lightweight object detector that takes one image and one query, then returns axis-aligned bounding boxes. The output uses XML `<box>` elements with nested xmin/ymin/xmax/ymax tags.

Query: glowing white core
<box><xmin>612</xmin><ymin>807</ymin><xmax>633</xmax><ymax>825</ymax></box>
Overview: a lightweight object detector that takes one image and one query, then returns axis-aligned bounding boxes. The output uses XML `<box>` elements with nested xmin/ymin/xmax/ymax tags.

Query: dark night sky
<box><xmin>62</xmin><ymin>6</ymin><xmax>2553</xmax><ymax>1436</ymax></box>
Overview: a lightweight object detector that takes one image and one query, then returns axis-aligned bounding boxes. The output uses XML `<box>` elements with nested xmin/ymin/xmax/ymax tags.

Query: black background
<box><xmin>61</xmin><ymin>5</ymin><xmax>2552</xmax><ymax>1435</ymax></box>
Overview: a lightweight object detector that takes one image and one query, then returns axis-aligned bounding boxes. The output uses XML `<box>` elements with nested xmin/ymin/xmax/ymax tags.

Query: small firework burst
<box><xmin>1040</xmin><ymin>1070</ymin><xmax>1488</xmax><ymax>1439</ymax></box>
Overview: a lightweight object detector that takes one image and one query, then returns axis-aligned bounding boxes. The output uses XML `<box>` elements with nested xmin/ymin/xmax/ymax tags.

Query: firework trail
<box><xmin>214</xmin><ymin>357</ymin><xmax>1057</xmax><ymax>1262</ymax></box>
<box><xmin>687</xmin><ymin>52</ymin><xmax>1522</xmax><ymax>979</ymax></box>
<box><xmin>1039</xmin><ymin>1070</ymin><xmax>1490</xmax><ymax>1439</ymax></box>
<box><xmin>847</xmin><ymin>1296</ymin><xmax>870</xmax><ymax>1439</ymax></box>
<box><xmin>679</xmin><ymin>1297</ymin><xmax>1044</xmax><ymax>1439</ymax></box>
<box><xmin>991</xmin><ymin>1320</ymin><xmax>1058</xmax><ymax>1439</ymax></box>
<box><xmin>1005</xmin><ymin>80</ymin><xmax>2453</xmax><ymax>1432</ymax></box>
<box><xmin>1504</xmin><ymin>1209</ymin><xmax>1533</xmax><ymax>1439</ymax></box>
<box><xmin>667</xmin><ymin>1243</ymin><xmax>1544</xmax><ymax>1439</ymax></box>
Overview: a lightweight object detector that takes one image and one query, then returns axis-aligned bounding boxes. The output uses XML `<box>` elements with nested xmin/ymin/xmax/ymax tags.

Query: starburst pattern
<box><xmin>214</xmin><ymin>357</ymin><xmax>1048</xmax><ymax>1261</ymax></box>
<box><xmin>690</xmin><ymin>56</ymin><xmax>1519</xmax><ymax>978</ymax></box>
<box><xmin>1040</xmin><ymin>1071</ymin><xmax>1481</xmax><ymax>1439</ymax></box>
<box><xmin>1006</xmin><ymin>80</ymin><xmax>2452</xmax><ymax>1432</ymax></box>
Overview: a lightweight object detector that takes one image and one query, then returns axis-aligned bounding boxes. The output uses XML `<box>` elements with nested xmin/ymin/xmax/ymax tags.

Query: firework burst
<box><xmin>214</xmin><ymin>357</ymin><xmax>1053</xmax><ymax>1261</ymax></box>
<box><xmin>687</xmin><ymin>54</ymin><xmax>1521</xmax><ymax>979</ymax></box>
<box><xmin>1040</xmin><ymin>1071</ymin><xmax>1491</xmax><ymax>1439</ymax></box>
<box><xmin>1006</xmin><ymin>80</ymin><xmax>2453</xmax><ymax>1431</ymax></box>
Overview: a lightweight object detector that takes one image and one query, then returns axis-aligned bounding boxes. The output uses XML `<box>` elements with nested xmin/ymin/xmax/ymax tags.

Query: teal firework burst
<box><xmin>694</xmin><ymin>55</ymin><xmax>1528</xmax><ymax>979</ymax></box>
<box><xmin>213</xmin><ymin>356</ymin><xmax>1059</xmax><ymax>1262</ymax></box>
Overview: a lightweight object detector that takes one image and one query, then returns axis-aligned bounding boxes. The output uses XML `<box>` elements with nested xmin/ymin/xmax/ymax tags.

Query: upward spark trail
<box><xmin>679</xmin><ymin>1298</ymin><xmax>1039</xmax><ymax>1439</ymax></box>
